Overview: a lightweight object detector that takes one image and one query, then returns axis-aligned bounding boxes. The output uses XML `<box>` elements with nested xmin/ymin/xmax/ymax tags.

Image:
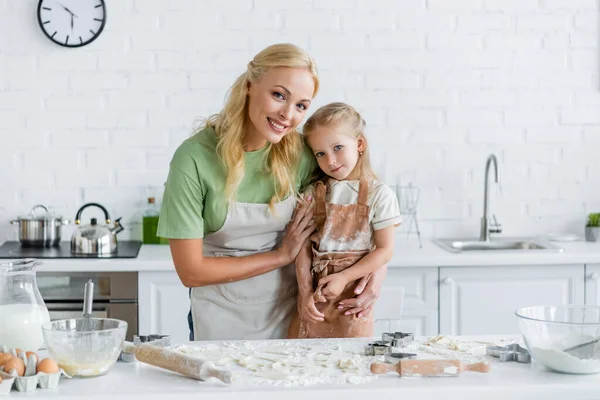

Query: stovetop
<box><xmin>0</xmin><ymin>241</ymin><xmax>142</xmax><ymax>259</ymax></box>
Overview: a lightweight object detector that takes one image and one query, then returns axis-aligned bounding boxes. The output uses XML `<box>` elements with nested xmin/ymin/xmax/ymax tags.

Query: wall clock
<box><xmin>37</xmin><ymin>0</ymin><xmax>106</xmax><ymax>48</ymax></box>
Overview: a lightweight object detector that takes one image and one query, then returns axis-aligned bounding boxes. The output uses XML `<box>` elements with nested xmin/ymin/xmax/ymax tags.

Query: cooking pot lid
<box><xmin>17</xmin><ymin>205</ymin><xmax>63</xmax><ymax>221</ymax></box>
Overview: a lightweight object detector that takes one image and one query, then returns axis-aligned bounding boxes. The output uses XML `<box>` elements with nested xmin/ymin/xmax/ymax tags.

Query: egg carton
<box><xmin>0</xmin><ymin>346</ymin><xmax>70</xmax><ymax>394</ymax></box>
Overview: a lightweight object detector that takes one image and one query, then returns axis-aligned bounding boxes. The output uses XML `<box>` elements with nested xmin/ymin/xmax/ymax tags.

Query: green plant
<box><xmin>587</xmin><ymin>213</ymin><xmax>600</xmax><ymax>227</ymax></box>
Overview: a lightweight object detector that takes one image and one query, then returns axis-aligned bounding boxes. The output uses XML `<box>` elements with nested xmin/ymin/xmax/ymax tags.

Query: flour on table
<box><xmin>175</xmin><ymin>336</ymin><xmax>490</xmax><ymax>387</ymax></box>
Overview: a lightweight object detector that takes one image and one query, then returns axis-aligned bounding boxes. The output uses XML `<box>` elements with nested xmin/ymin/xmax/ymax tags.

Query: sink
<box><xmin>433</xmin><ymin>238</ymin><xmax>564</xmax><ymax>253</ymax></box>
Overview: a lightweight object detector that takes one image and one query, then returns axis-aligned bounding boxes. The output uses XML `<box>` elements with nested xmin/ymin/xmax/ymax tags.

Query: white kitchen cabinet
<box><xmin>439</xmin><ymin>265</ymin><xmax>585</xmax><ymax>336</ymax></box>
<box><xmin>138</xmin><ymin>271</ymin><xmax>191</xmax><ymax>344</ymax></box>
<box><xmin>585</xmin><ymin>264</ymin><xmax>600</xmax><ymax>306</ymax></box>
<box><xmin>374</xmin><ymin>267</ymin><xmax>438</xmax><ymax>336</ymax></box>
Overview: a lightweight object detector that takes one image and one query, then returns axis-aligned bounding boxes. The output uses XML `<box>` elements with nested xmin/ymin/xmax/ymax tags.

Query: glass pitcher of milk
<box><xmin>0</xmin><ymin>259</ymin><xmax>50</xmax><ymax>351</ymax></box>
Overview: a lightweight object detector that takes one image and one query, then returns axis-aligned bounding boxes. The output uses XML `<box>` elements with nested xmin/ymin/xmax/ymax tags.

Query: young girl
<box><xmin>288</xmin><ymin>102</ymin><xmax>402</xmax><ymax>339</ymax></box>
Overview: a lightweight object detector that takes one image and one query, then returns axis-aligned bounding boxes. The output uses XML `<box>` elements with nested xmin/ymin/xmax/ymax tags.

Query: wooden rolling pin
<box><xmin>121</xmin><ymin>342</ymin><xmax>234</xmax><ymax>383</ymax></box>
<box><xmin>371</xmin><ymin>359</ymin><xmax>490</xmax><ymax>377</ymax></box>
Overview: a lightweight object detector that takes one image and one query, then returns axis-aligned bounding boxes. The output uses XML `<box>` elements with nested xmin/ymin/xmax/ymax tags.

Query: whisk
<box><xmin>80</xmin><ymin>279</ymin><xmax>94</xmax><ymax>349</ymax></box>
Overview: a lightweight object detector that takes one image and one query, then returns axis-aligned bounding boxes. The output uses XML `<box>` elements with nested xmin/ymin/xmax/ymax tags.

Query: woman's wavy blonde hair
<box><xmin>206</xmin><ymin>43</ymin><xmax>319</xmax><ymax>207</ymax></box>
<box><xmin>303</xmin><ymin>102</ymin><xmax>378</xmax><ymax>182</ymax></box>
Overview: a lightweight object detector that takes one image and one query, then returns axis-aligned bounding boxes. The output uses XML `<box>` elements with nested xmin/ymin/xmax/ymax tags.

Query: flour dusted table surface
<box><xmin>15</xmin><ymin>336</ymin><xmax>600</xmax><ymax>400</ymax></box>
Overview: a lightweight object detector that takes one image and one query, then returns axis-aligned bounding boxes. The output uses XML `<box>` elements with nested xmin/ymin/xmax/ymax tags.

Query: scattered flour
<box><xmin>530</xmin><ymin>347</ymin><xmax>600</xmax><ymax>374</ymax></box>
<box><xmin>175</xmin><ymin>336</ymin><xmax>490</xmax><ymax>387</ymax></box>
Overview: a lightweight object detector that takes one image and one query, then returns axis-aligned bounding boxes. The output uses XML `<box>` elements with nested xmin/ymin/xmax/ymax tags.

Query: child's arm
<box><xmin>319</xmin><ymin>226</ymin><xmax>395</xmax><ymax>298</ymax></box>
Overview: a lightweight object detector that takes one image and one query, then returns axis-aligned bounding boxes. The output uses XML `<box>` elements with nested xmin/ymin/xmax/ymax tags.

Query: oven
<box><xmin>37</xmin><ymin>271</ymin><xmax>138</xmax><ymax>341</ymax></box>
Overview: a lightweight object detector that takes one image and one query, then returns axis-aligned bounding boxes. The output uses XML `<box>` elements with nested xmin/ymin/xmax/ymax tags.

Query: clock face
<box><xmin>37</xmin><ymin>0</ymin><xmax>106</xmax><ymax>48</ymax></box>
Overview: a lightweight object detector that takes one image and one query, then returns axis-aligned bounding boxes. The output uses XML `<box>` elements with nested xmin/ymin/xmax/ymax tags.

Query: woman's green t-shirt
<box><xmin>157</xmin><ymin>126</ymin><xmax>316</xmax><ymax>239</ymax></box>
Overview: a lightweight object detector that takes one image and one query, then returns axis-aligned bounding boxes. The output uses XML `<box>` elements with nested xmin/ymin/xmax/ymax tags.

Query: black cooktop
<box><xmin>0</xmin><ymin>241</ymin><xmax>142</xmax><ymax>259</ymax></box>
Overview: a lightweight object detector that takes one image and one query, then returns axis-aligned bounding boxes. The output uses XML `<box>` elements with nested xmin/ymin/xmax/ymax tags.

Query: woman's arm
<box><xmin>170</xmin><ymin>202</ymin><xmax>316</xmax><ymax>287</ymax></box>
<box><xmin>295</xmin><ymin>238</ymin><xmax>313</xmax><ymax>298</ymax></box>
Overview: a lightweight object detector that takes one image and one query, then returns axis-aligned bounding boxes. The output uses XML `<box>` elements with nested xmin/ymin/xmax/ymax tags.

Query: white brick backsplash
<box><xmin>366</xmin><ymin>72</ymin><xmax>419</xmax><ymax>89</ymax></box>
<box><xmin>485</xmin><ymin>0</ymin><xmax>540</xmax><ymax>11</ymax></box>
<box><xmin>225</xmin><ymin>13</ymin><xmax>280</xmax><ymax>30</ymax></box>
<box><xmin>22</xmin><ymin>150</ymin><xmax>80</xmax><ymax>171</ymax></box>
<box><xmin>467</xmin><ymin>128</ymin><xmax>524</xmax><ymax>144</ymax></box>
<box><xmin>542</xmin><ymin>0</ymin><xmax>598</xmax><ymax>10</ymax></box>
<box><xmin>427</xmin><ymin>33</ymin><xmax>482</xmax><ymax>50</ymax></box>
<box><xmin>397</xmin><ymin>12</ymin><xmax>455</xmax><ymax>31</ymax></box>
<box><xmin>457</xmin><ymin>14</ymin><xmax>512</xmax><ymax>32</ymax></box>
<box><xmin>484</xmin><ymin>33</ymin><xmax>541</xmax><ymax>50</ymax></box>
<box><xmin>110</xmin><ymin>130</ymin><xmax>169</xmax><ymax>148</ymax></box>
<box><xmin>86</xmin><ymin>111</ymin><xmax>148</xmax><ymax>130</ymax></box>
<box><xmin>50</xmin><ymin>130</ymin><xmax>110</xmax><ymax>148</ymax></box>
<box><xmin>447</xmin><ymin>109</ymin><xmax>502</xmax><ymax>126</ymax></box>
<box><xmin>70</xmin><ymin>73</ymin><xmax>129</xmax><ymax>91</ymax></box>
<box><xmin>526</xmin><ymin>127</ymin><xmax>583</xmax><ymax>143</ymax></box>
<box><xmin>505</xmin><ymin>108</ymin><xmax>559</xmax><ymax>125</ymax></box>
<box><xmin>542</xmin><ymin>32</ymin><xmax>570</xmax><ymax>49</ymax></box>
<box><xmin>561</xmin><ymin>108</ymin><xmax>600</xmax><ymax>124</ymax></box>
<box><xmin>86</xmin><ymin>149</ymin><xmax>146</xmax><ymax>170</ymax></box>
<box><xmin>460</xmin><ymin>91</ymin><xmax>515</xmax><ymax>107</ymax></box>
<box><xmin>574</xmin><ymin>13</ymin><xmax>598</xmax><ymax>30</ymax></box>
<box><xmin>516</xmin><ymin>14</ymin><xmax>571</xmax><ymax>31</ymax></box>
<box><xmin>56</xmin><ymin>171</ymin><xmax>112</xmax><ymax>189</ymax></box>
<box><xmin>285</xmin><ymin>13</ymin><xmax>341</xmax><ymax>31</ymax></box>
<box><xmin>0</xmin><ymin>111</ymin><xmax>24</xmax><ymax>129</ymax></box>
<box><xmin>516</xmin><ymin>91</ymin><xmax>573</xmax><ymax>106</ymax></box>
<box><xmin>0</xmin><ymin>0</ymin><xmax>598</xmax><ymax>239</ymax></box>
<box><xmin>99</xmin><ymin>54</ymin><xmax>155</xmax><ymax>72</ymax></box>
<box><xmin>341</xmin><ymin>13</ymin><xmax>394</xmax><ymax>31</ymax></box>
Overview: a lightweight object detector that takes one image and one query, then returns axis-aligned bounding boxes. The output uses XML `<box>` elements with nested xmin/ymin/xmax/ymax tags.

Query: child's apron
<box><xmin>289</xmin><ymin>179</ymin><xmax>374</xmax><ymax>338</ymax></box>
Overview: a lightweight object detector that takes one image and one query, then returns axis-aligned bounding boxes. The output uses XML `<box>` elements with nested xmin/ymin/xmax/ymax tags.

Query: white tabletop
<box><xmin>7</xmin><ymin>336</ymin><xmax>600</xmax><ymax>400</ymax></box>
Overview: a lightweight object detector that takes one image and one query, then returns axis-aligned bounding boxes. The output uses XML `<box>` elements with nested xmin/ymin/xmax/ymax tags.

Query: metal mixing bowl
<box><xmin>515</xmin><ymin>305</ymin><xmax>600</xmax><ymax>374</ymax></box>
<box><xmin>41</xmin><ymin>318</ymin><xmax>127</xmax><ymax>377</ymax></box>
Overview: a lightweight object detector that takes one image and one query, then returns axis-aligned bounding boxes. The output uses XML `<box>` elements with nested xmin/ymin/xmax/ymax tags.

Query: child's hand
<box><xmin>299</xmin><ymin>293</ymin><xmax>325</xmax><ymax>323</ymax></box>
<box><xmin>318</xmin><ymin>274</ymin><xmax>348</xmax><ymax>300</ymax></box>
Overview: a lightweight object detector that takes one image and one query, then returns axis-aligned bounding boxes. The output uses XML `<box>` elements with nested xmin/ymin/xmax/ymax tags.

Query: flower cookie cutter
<box><xmin>486</xmin><ymin>344</ymin><xmax>531</xmax><ymax>363</ymax></box>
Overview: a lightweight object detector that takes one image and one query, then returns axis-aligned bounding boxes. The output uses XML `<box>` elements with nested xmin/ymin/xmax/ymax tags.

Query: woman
<box><xmin>158</xmin><ymin>43</ymin><xmax>386</xmax><ymax>341</ymax></box>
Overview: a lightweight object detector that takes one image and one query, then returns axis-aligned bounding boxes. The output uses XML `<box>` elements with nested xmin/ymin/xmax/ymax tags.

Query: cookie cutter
<box><xmin>486</xmin><ymin>344</ymin><xmax>531</xmax><ymax>363</ymax></box>
<box><xmin>384</xmin><ymin>352</ymin><xmax>418</xmax><ymax>364</ymax></box>
<box><xmin>119</xmin><ymin>334</ymin><xmax>172</xmax><ymax>362</ymax></box>
<box><xmin>382</xmin><ymin>332</ymin><xmax>414</xmax><ymax>348</ymax></box>
<box><xmin>365</xmin><ymin>340</ymin><xmax>392</xmax><ymax>356</ymax></box>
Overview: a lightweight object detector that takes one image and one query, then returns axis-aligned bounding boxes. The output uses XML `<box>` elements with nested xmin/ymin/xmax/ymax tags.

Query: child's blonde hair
<box><xmin>303</xmin><ymin>102</ymin><xmax>378</xmax><ymax>182</ymax></box>
<box><xmin>206</xmin><ymin>43</ymin><xmax>320</xmax><ymax>207</ymax></box>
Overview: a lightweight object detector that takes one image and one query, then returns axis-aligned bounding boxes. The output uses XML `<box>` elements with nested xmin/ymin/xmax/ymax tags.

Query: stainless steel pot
<box><xmin>11</xmin><ymin>205</ymin><xmax>69</xmax><ymax>247</ymax></box>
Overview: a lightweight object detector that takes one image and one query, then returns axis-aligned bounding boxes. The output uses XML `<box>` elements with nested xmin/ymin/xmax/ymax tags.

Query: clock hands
<box><xmin>59</xmin><ymin>4</ymin><xmax>78</xmax><ymax>31</ymax></box>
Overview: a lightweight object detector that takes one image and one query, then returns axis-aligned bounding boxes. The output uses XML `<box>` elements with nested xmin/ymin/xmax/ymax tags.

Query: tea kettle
<box><xmin>71</xmin><ymin>203</ymin><xmax>124</xmax><ymax>255</ymax></box>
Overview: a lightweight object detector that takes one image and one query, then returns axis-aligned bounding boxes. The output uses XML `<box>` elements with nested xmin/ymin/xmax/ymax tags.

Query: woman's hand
<box><xmin>278</xmin><ymin>197</ymin><xmax>316</xmax><ymax>264</ymax></box>
<box><xmin>318</xmin><ymin>273</ymin><xmax>348</xmax><ymax>300</ymax></box>
<box><xmin>299</xmin><ymin>293</ymin><xmax>325</xmax><ymax>323</ymax></box>
<box><xmin>337</xmin><ymin>264</ymin><xmax>388</xmax><ymax>318</ymax></box>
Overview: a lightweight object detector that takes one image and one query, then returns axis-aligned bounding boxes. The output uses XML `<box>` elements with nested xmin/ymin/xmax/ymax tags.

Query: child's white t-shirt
<box><xmin>303</xmin><ymin>179</ymin><xmax>402</xmax><ymax>252</ymax></box>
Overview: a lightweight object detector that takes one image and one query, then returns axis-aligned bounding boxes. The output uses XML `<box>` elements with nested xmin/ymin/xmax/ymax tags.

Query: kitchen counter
<box><xmin>12</xmin><ymin>336</ymin><xmax>600</xmax><ymax>400</ymax></box>
<box><xmin>5</xmin><ymin>237</ymin><xmax>599</xmax><ymax>272</ymax></box>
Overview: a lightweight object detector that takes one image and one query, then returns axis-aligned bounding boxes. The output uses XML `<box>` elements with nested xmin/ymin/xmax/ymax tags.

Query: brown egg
<box><xmin>25</xmin><ymin>351</ymin><xmax>39</xmax><ymax>363</ymax></box>
<box><xmin>2</xmin><ymin>356</ymin><xmax>25</xmax><ymax>376</ymax></box>
<box><xmin>37</xmin><ymin>358</ymin><xmax>60</xmax><ymax>374</ymax></box>
<box><xmin>0</xmin><ymin>353</ymin><xmax>12</xmax><ymax>365</ymax></box>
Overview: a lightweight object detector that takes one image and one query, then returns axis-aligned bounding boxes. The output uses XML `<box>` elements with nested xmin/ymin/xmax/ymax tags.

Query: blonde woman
<box><xmin>288</xmin><ymin>102</ymin><xmax>401</xmax><ymax>339</ymax></box>
<box><xmin>158</xmin><ymin>44</ymin><xmax>386</xmax><ymax>341</ymax></box>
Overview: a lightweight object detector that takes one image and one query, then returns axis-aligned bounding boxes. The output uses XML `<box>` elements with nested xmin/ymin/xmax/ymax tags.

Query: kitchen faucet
<box><xmin>480</xmin><ymin>154</ymin><xmax>502</xmax><ymax>241</ymax></box>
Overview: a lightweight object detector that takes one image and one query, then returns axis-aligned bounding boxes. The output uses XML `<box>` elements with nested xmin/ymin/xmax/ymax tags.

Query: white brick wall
<box><xmin>1</xmin><ymin>0</ymin><xmax>599</xmax><ymax>242</ymax></box>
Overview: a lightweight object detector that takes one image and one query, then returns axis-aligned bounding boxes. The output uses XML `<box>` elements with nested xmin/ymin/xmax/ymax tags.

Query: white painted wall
<box><xmin>1</xmin><ymin>0</ymin><xmax>598</xmax><ymax>242</ymax></box>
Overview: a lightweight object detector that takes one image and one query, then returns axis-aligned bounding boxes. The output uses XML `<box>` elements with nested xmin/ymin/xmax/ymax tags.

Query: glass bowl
<box><xmin>515</xmin><ymin>305</ymin><xmax>600</xmax><ymax>374</ymax></box>
<box><xmin>41</xmin><ymin>318</ymin><xmax>127</xmax><ymax>377</ymax></box>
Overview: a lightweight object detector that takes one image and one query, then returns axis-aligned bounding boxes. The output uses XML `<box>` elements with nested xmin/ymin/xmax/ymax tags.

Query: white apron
<box><xmin>190</xmin><ymin>195</ymin><xmax>298</xmax><ymax>340</ymax></box>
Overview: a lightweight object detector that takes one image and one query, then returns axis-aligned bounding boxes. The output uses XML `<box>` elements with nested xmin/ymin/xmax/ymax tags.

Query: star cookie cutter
<box><xmin>486</xmin><ymin>343</ymin><xmax>531</xmax><ymax>363</ymax></box>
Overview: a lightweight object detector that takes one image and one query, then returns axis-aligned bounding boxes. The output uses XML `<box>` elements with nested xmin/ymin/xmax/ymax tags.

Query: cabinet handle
<box><xmin>442</xmin><ymin>277</ymin><xmax>454</xmax><ymax>285</ymax></box>
<box><xmin>589</xmin><ymin>272</ymin><xmax>599</xmax><ymax>281</ymax></box>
